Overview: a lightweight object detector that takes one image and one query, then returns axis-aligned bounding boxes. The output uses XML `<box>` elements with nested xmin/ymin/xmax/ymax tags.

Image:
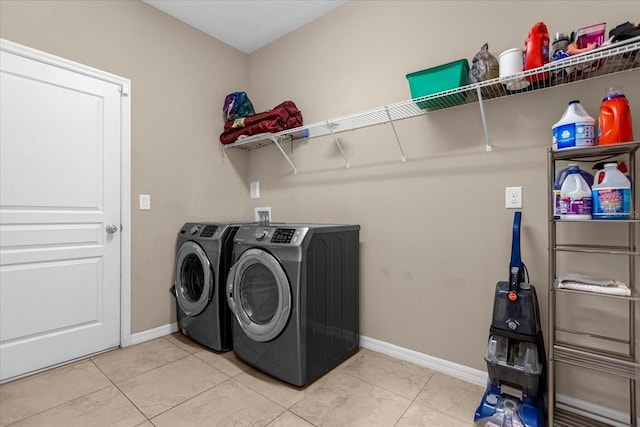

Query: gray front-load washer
<box><xmin>171</xmin><ymin>222</ymin><xmax>238</xmax><ymax>351</ymax></box>
<box><xmin>226</xmin><ymin>223</ymin><xmax>360</xmax><ymax>386</ymax></box>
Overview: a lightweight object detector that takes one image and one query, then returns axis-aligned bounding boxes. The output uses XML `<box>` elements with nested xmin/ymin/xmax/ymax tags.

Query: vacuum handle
<box><xmin>509</xmin><ymin>212</ymin><xmax>523</xmax><ymax>295</ymax></box>
<box><xmin>509</xmin><ymin>267</ymin><xmax>520</xmax><ymax>295</ymax></box>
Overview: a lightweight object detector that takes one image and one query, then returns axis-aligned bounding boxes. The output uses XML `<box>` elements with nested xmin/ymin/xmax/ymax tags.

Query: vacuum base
<box><xmin>474</xmin><ymin>385</ymin><xmax>544</xmax><ymax>427</ymax></box>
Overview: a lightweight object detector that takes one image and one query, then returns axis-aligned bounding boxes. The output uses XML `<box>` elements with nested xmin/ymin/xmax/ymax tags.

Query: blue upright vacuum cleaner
<box><xmin>474</xmin><ymin>212</ymin><xmax>546</xmax><ymax>427</ymax></box>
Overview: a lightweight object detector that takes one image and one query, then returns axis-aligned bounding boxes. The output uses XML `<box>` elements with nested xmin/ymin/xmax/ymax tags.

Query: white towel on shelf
<box><xmin>556</xmin><ymin>273</ymin><xmax>631</xmax><ymax>297</ymax></box>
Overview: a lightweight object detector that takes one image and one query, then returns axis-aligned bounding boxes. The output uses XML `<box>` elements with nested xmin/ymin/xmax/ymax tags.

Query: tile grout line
<box><xmin>88</xmin><ymin>336</ymin><xmax>198</xmax><ymax>423</ymax></box>
<box><xmin>338</xmin><ymin>358</ymin><xmax>476</xmax><ymax>426</ymax></box>
<box><xmin>89</xmin><ymin>357</ymin><xmax>149</xmax><ymax>423</ymax></box>
<box><xmin>91</xmin><ymin>337</ymin><xmax>191</xmax><ymax>383</ymax></box>
<box><xmin>164</xmin><ymin>337</ymin><xmax>296</xmax><ymax>423</ymax></box>
<box><xmin>1</xmin><ymin>358</ymin><xmax>122</xmax><ymax>426</ymax></box>
<box><xmin>146</xmin><ymin>377</ymin><xmax>236</xmax><ymax>423</ymax></box>
<box><xmin>231</xmin><ymin>372</ymin><xmax>304</xmax><ymax>410</ymax></box>
<box><xmin>391</xmin><ymin>370</ymin><xmax>436</xmax><ymax>427</ymax></box>
<box><xmin>2</xmin><ymin>380</ymin><xmax>116</xmax><ymax>427</ymax></box>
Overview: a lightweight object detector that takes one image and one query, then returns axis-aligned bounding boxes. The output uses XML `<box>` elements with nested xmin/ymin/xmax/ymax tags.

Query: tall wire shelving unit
<box><xmin>548</xmin><ymin>142</ymin><xmax>639</xmax><ymax>427</ymax></box>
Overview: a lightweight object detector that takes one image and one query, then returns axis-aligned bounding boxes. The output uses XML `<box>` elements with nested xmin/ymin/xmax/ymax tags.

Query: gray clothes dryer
<box><xmin>226</xmin><ymin>223</ymin><xmax>360</xmax><ymax>386</ymax></box>
<box><xmin>171</xmin><ymin>222</ymin><xmax>238</xmax><ymax>351</ymax></box>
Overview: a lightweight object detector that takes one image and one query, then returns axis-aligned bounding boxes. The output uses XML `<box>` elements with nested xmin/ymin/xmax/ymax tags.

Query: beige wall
<box><xmin>246</xmin><ymin>0</ymin><xmax>640</xmax><ymax>372</ymax></box>
<box><xmin>0</xmin><ymin>0</ymin><xmax>251</xmax><ymax>333</ymax></box>
<box><xmin>1</xmin><ymin>0</ymin><xmax>639</xmax><ymax>397</ymax></box>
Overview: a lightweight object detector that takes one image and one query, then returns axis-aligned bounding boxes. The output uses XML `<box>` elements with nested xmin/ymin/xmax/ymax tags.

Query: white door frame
<box><xmin>0</xmin><ymin>38</ymin><xmax>132</xmax><ymax>348</ymax></box>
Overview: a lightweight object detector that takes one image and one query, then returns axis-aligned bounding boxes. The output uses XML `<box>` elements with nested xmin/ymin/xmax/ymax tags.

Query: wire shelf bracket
<box><xmin>269</xmin><ymin>135</ymin><xmax>297</xmax><ymax>175</ymax></box>
<box><xmin>327</xmin><ymin>123</ymin><xmax>350</xmax><ymax>168</ymax></box>
<box><xmin>476</xmin><ymin>87</ymin><xmax>492</xmax><ymax>152</ymax></box>
<box><xmin>385</xmin><ymin>106</ymin><xmax>407</xmax><ymax>162</ymax></box>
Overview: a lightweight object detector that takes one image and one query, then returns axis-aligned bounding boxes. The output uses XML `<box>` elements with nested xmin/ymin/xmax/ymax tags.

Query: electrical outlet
<box><xmin>506</xmin><ymin>187</ymin><xmax>523</xmax><ymax>209</ymax></box>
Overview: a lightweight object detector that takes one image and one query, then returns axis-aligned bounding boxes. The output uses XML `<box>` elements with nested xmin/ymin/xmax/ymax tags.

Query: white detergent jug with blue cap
<box><xmin>592</xmin><ymin>163</ymin><xmax>632</xmax><ymax>220</ymax></box>
<box><xmin>560</xmin><ymin>165</ymin><xmax>592</xmax><ymax>220</ymax></box>
<box><xmin>552</xmin><ymin>100</ymin><xmax>596</xmax><ymax>150</ymax></box>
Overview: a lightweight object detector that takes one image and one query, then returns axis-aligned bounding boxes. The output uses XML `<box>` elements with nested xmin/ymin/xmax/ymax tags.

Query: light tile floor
<box><xmin>0</xmin><ymin>333</ymin><xmax>486</xmax><ymax>426</ymax></box>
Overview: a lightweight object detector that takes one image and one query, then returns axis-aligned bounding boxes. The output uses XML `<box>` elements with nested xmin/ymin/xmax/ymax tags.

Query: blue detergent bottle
<box><xmin>554</xmin><ymin>164</ymin><xmax>594</xmax><ymax>219</ymax></box>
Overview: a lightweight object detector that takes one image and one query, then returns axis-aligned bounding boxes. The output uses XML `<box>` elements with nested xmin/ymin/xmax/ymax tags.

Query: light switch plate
<box><xmin>139</xmin><ymin>194</ymin><xmax>151</xmax><ymax>210</ymax></box>
<box><xmin>250</xmin><ymin>181</ymin><xmax>260</xmax><ymax>199</ymax></box>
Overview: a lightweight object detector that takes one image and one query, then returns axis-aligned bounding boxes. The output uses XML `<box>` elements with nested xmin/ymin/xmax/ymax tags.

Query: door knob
<box><xmin>106</xmin><ymin>224</ymin><xmax>119</xmax><ymax>234</ymax></box>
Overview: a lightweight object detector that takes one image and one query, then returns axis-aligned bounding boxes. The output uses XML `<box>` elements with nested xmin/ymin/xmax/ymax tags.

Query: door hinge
<box><xmin>119</xmin><ymin>84</ymin><xmax>130</xmax><ymax>96</ymax></box>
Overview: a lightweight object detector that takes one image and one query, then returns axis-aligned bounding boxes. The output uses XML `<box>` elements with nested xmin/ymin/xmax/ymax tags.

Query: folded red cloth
<box><xmin>220</xmin><ymin>101</ymin><xmax>303</xmax><ymax>145</ymax></box>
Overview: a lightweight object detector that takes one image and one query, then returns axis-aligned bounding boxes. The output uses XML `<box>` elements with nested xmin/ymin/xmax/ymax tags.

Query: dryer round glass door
<box><xmin>227</xmin><ymin>248</ymin><xmax>291</xmax><ymax>342</ymax></box>
<box><xmin>175</xmin><ymin>241</ymin><xmax>214</xmax><ymax>316</ymax></box>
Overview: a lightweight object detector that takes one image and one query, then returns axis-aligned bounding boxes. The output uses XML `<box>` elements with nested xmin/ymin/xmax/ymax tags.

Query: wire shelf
<box><xmin>225</xmin><ymin>36</ymin><xmax>640</xmax><ymax>152</ymax></box>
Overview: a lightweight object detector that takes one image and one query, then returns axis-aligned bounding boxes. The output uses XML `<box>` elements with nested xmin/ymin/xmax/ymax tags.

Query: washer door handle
<box><xmin>226</xmin><ymin>262</ymin><xmax>239</xmax><ymax>314</ymax></box>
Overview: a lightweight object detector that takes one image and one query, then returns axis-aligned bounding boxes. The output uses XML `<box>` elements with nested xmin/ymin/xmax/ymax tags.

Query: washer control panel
<box><xmin>248</xmin><ymin>227</ymin><xmax>307</xmax><ymax>245</ymax></box>
<box><xmin>180</xmin><ymin>223</ymin><xmax>220</xmax><ymax>239</ymax></box>
<box><xmin>271</xmin><ymin>228</ymin><xmax>296</xmax><ymax>243</ymax></box>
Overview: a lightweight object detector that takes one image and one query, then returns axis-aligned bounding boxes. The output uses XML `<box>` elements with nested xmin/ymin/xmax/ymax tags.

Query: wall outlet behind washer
<box><xmin>254</xmin><ymin>207</ymin><xmax>271</xmax><ymax>222</ymax></box>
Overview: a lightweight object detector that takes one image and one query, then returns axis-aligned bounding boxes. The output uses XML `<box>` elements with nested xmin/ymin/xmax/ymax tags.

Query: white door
<box><xmin>0</xmin><ymin>42</ymin><xmax>127</xmax><ymax>382</ymax></box>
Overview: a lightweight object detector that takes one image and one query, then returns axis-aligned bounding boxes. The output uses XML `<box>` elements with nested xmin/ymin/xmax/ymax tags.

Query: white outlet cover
<box><xmin>254</xmin><ymin>207</ymin><xmax>271</xmax><ymax>221</ymax></box>
<box><xmin>505</xmin><ymin>186</ymin><xmax>522</xmax><ymax>209</ymax></box>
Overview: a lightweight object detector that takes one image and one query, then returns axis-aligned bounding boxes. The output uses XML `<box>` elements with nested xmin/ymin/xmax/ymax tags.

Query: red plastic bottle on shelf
<box><xmin>598</xmin><ymin>86</ymin><xmax>634</xmax><ymax>145</ymax></box>
<box><xmin>524</xmin><ymin>22</ymin><xmax>550</xmax><ymax>82</ymax></box>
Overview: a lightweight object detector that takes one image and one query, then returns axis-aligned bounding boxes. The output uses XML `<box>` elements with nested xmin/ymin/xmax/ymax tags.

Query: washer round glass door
<box><xmin>227</xmin><ymin>248</ymin><xmax>291</xmax><ymax>342</ymax></box>
<box><xmin>175</xmin><ymin>241</ymin><xmax>214</xmax><ymax>316</ymax></box>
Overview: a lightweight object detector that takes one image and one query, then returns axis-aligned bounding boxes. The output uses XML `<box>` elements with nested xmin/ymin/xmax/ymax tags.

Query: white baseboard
<box><xmin>130</xmin><ymin>322</ymin><xmax>178</xmax><ymax>346</ymax></box>
<box><xmin>359</xmin><ymin>335</ymin><xmax>488</xmax><ymax>386</ymax></box>
<box><xmin>131</xmin><ymin>326</ymin><xmax>637</xmax><ymax>425</ymax></box>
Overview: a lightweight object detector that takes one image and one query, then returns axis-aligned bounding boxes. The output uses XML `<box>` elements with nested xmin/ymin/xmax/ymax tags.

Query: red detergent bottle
<box><xmin>524</xmin><ymin>22</ymin><xmax>550</xmax><ymax>82</ymax></box>
<box><xmin>598</xmin><ymin>86</ymin><xmax>634</xmax><ymax>145</ymax></box>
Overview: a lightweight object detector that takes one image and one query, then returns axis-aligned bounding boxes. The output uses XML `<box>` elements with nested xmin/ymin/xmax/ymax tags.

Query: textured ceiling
<box><xmin>144</xmin><ymin>0</ymin><xmax>348</xmax><ymax>54</ymax></box>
